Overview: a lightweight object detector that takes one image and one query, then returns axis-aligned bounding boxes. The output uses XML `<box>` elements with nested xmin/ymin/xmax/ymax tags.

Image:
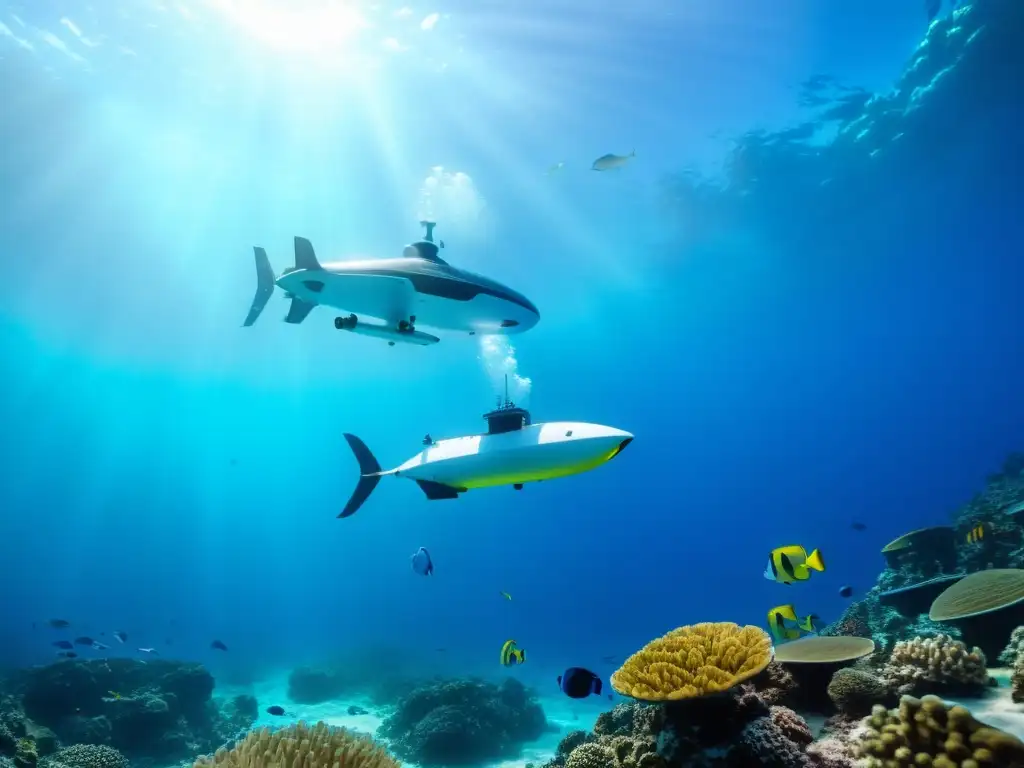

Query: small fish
<box><xmin>591</xmin><ymin>150</ymin><xmax>635</xmax><ymax>171</ymax></box>
<box><xmin>839</xmin><ymin>585</ymin><xmax>854</xmax><ymax>598</ymax></box>
<box><xmin>92</xmin><ymin>641</ymin><xmax>110</xmax><ymax>651</ymax></box>
<box><xmin>767</xmin><ymin>604</ymin><xmax>818</xmax><ymax>643</ymax></box>
<box><xmin>47</xmin><ymin>619</ymin><xmax>71</xmax><ymax>629</ymax></box>
<box><xmin>73</xmin><ymin>636</ymin><xmax>94</xmax><ymax>646</ymax></box>
<box><xmin>763</xmin><ymin>545</ymin><xmax>825</xmax><ymax>585</ymax></box>
<box><xmin>113</xmin><ymin>631</ymin><xmax>127</xmax><ymax>644</ymax></box>
<box><xmin>966</xmin><ymin>523</ymin><xmax>989</xmax><ymax>544</ymax></box>
<box><xmin>545</xmin><ymin>161</ymin><xmax>565</xmax><ymax>175</ymax></box>
<box><xmin>138</xmin><ymin>647</ymin><xmax>158</xmax><ymax>655</ymax></box>
<box><xmin>411</xmin><ymin>547</ymin><xmax>434</xmax><ymax>576</ymax></box>
<box><xmin>266</xmin><ymin>706</ymin><xmax>286</xmax><ymax>716</ymax></box>
<box><xmin>851</xmin><ymin>522</ymin><xmax>867</xmax><ymax>532</ymax></box>
<box><xmin>56</xmin><ymin>651</ymin><xmax>77</xmax><ymax>658</ymax></box>
<box><xmin>607</xmin><ymin>693</ymin><xmax>613</xmax><ymax>700</ymax></box>
<box><xmin>53</xmin><ymin>640</ymin><xmax>74</xmax><ymax>649</ymax></box>
<box><xmin>499</xmin><ymin>591</ymin><xmax>512</xmax><ymax>601</ymax></box>
<box><xmin>108</xmin><ymin>691</ymin><xmax>122</xmax><ymax>700</ymax></box>
<box><xmin>557</xmin><ymin>667</ymin><xmax>603</xmax><ymax>699</ymax></box>
<box><xmin>211</xmin><ymin>640</ymin><xmax>228</xmax><ymax>651</ymax></box>
<box><xmin>347</xmin><ymin>705</ymin><xmax>368</xmax><ymax>716</ymax></box>
<box><xmin>500</xmin><ymin>639</ymin><xmax>525</xmax><ymax>666</ymax></box>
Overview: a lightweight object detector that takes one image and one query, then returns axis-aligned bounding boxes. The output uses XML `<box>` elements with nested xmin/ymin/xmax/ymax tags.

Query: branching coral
<box><xmin>826</xmin><ymin>669</ymin><xmax>889</xmax><ymax>717</ymax></box>
<box><xmin>194</xmin><ymin>722</ymin><xmax>398</xmax><ymax>768</ymax></box>
<box><xmin>854</xmin><ymin>694</ymin><xmax>1024</xmax><ymax>767</ymax></box>
<box><xmin>881</xmin><ymin>633</ymin><xmax>989</xmax><ymax>695</ymax></box>
<box><xmin>610</xmin><ymin>622</ymin><xmax>773</xmax><ymax>701</ymax></box>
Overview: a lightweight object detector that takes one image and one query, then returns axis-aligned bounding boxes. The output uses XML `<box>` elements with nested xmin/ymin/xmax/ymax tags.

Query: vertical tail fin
<box><xmin>243</xmin><ymin>247</ymin><xmax>276</xmax><ymax>327</ymax></box>
<box><xmin>339</xmin><ymin>433</ymin><xmax>383</xmax><ymax>518</ymax></box>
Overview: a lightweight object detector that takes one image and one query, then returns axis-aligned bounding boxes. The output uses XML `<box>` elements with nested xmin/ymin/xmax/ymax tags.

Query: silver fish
<box><xmin>591</xmin><ymin>151</ymin><xmax>635</xmax><ymax>171</ymax></box>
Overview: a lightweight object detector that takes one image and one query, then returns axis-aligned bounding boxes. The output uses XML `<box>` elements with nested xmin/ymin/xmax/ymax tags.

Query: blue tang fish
<box><xmin>558</xmin><ymin>667</ymin><xmax>602</xmax><ymax>699</ymax></box>
<box><xmin>411</xmin><ymin>547</ymin><xmax>434</xmax><ymax>576</ymax></box>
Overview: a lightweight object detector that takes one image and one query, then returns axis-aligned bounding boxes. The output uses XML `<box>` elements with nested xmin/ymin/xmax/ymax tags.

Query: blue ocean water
<box><xmin>1</xmin><ymin>0</ymin><xmax>1023</xmax><ymax>749</ymax></box>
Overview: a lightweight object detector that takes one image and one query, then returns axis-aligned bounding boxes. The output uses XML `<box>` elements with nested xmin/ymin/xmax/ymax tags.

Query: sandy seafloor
<box><xmin>211</xmin><ymin>669</ymin><xmax>1024</xmax><ymax>766</ymax></box>
<box><xmin>215</xmin><ymin>673</ymin><xmax>604</xmax><ymax>768</ymax></box>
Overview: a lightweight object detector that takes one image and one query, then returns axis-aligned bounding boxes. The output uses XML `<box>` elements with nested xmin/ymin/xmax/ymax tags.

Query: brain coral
<box><xmin>854</xmin><ymin>694</ymin><xmax>1024</xmax><ymax>767</ymax></box>
<box><xmin>45</xmin><ymin>745</ymin><xmax>128</xmax><ymax>768</ymax></box>
<box><xmin>826</xmin><ymin>668</ymin><xmax>889</xmax><ymax>716</ymax></box>
<box><xmin>610</xmin><ymin>622</ymin><xmax>773</xmax><ymax>702</ymax></box>
<box><xmin>193</xmin><ymin>722</ymin><xmax>397</xmax><ymax>768</ymax></box>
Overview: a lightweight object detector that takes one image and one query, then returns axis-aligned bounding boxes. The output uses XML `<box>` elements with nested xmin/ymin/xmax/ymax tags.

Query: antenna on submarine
<box><xmin>419</xmin><ymin>220</ymin><xmax>436</xmax><ymax>243</ymax></box>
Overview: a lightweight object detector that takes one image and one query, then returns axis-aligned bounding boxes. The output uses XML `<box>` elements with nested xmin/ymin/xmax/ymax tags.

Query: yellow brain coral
<box><xmin>193</xmin><ymin>722</ymin><xmax>399</xmax><ymax>768</ymax></box>
<box><xmin>610</xmin><ymin>622</ymin><xmax>773</xmax><ymax>702</ymax></box>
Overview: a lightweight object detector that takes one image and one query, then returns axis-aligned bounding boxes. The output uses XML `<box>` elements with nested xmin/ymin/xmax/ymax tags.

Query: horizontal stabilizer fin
<box><xmin>294</xmin><ymin>237</ymin><xmax>322</xmax><ymax>271</ymax></box>
<box><xmin>416</xmin><ymin>480</ymin><xmax>462</xmax><ymax>501</ymax></box>
<box><xmin>285</xmin><ymin>298</ymin><xmax>315</xmax><ymax>324</ymax></box>
<box><xmin>243</xmin><ymin>247</ymin><xmax>276</xmax><ymax>327</ymax></box>
<box><xmin>339</xmin><ymin>434</ymin><xmax>383</xmax><ymax>518</ymax></box>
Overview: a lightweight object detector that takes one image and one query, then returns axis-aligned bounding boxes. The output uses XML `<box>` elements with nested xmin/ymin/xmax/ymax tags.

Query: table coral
<box><xmin>881</xmin><ymin>634</ymin><xmax>989</xmax><ymax>695</ymax></box>
<box><xmin>610</xmin><ymin>622</ymin><xmax>773</xmax><ymax>702</ymax></box>
<box><xmin>854</xmin><ymin>694</ymin><xmax>1024</xmax><ymax>767</ymax></box>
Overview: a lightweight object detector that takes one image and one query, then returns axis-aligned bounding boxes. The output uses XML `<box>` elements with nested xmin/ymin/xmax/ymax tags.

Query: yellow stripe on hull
<box><xmin>452</xmin><ymin>446</ymin><xmax>623</xmax><ymax>490</ymax></box>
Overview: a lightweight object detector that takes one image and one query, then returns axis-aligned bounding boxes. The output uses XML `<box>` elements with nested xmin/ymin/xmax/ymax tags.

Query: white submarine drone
<box><xmin>243</xmin><ymin>221</ymin><xmax>540</xmax><ymax>346</ymax></box>
<box><xmin>338</xmin><ymin>384</ymin><xmax>634</xmax><ymax>517</ymax></box>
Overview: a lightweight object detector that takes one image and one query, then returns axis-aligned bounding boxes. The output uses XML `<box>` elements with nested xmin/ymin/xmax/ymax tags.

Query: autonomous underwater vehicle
<box><xmin>338</xmin><ymin>390</ymin><xmax>634</xmax><ymax>517</ymax></box>
<box><xmin>242</xmin><ymin>221</ymin><xmax>540</xmax><ymax>346</ymax></box>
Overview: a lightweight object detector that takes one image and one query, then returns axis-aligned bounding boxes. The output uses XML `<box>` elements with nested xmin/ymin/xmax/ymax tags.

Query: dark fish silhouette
<box><xmin>266</xmin><ymin>706</ymin><xmax>286</xmax><ymax>716</ymax></box>
<box><xmin>839</xmin><ymin>585</ymin><xmax>854</xmax><ymax>598</ymax></box>
<box><xmin>211</xmin><ymin>640</ymin><xmax>228</xmax><ymax>651</ymax></box>
<box><xmin>851</xmin><ymin>522</ymin><xmax>867</xmax><ymax>532</ymax></box>
<box><xmin>56</xmin><ymin>651</ymin><xmax>77</xmax><ymax>658</ymax></box>
<box><xmin>347</xmin><ymin>705</ymin><xmax>368</xmax><ymax>716</ymax></box>
<box><xmin>558</xmin><ymin>667</ymin><xmax>603</xmax><ymax>699</ymax></box>
<box><xmin>53</xmin><ymin>640</ymin><xmax>74</xmax><ymax>649</ymax></box>
<box><xmin>47</xmin><ymin>619</ymin><xmax>71</xmax><ymax>628</ymax></box>
<box><xmin>73</xmin><ymin>636</ymin><xmax>94</xmax><ymax>646</ymax></box>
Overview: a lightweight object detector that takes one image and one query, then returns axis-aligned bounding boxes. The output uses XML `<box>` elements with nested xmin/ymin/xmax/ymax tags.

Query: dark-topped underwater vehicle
<box><xmin>337</xmin><ymin>384</ymin><xmax>634</xmax><ymax>517</ymax></box>
<box><xmin>242</xmin><ymin>221</ymin><xmax>540</xmax><ymax>346</ymax></box>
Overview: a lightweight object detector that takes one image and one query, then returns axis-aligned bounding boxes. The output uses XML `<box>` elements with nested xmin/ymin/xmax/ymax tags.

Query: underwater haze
<box><xmin>3</xmin><ymin>0</ymin><xmax>1024</xmax><ymax>756</ymax></box>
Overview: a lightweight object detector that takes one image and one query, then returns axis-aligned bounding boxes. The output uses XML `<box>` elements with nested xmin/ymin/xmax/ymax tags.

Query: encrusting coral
<box><xmin>193</xmin><ymin>722</ymin><xmax>398</xmax><ymax>768</ymax></box>
<box><xmin>826</xmin><ymin>668</ymin><xmax>890</xmax><ymax>717</ymax></box>
<box><xmin>610</xmin><ymin>622</ymin><xmax>773</xmax><ymax>702</ymax></box>
<box><xmin>881</xmin><ymin>634</ymin><xmax>989</xmax><ymax>695</ymax></box>
<box><xmin>854</xmin><ymin>694</ymin><xmax>1024</xmax><ymax>767</ymax></box>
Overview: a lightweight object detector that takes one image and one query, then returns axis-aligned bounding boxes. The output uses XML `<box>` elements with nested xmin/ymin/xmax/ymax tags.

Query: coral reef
<box><xmin>853</xmin><ymin>694</ymin><xmax>1024</xmax><ymax>767</ymax></box>
<box><xmin>609</xmin><ymin>623</ymin><xmax>773</xmax><ymax>702</ymax></box>
<box><xmin>880</xmin><ymin>527</ymin><xmax>958</xmax><ymax>582</ymax></box>
<box><xmin>819</xmin><ymin>588</ymin><xmax>959</xmax><ymax>656</ymax></box>
<box><xmin>825</xmin><ymin>669</ymin><xmax>890</xmax><ymax>717</ymax></box>
<box><xmin>999</xmin><ymin>625</ymin><xmax>1024</xmax><ymax>665</ymax></box>
<box><xmin>3</xmin><ymin>659</ymin><xmax>255</xmax><ymax>763</ymax></box>
<box><xmin>194</xmin><ymin>722</ymin><xmax>398</xmax><ymax>768</ymax></box>
<box><xmin>1013</xmin><ymin>652</ymin><xmax>1024</xmax><ymax>704</ymax></box>
<box><xmin>42</xmin><ymin>745</ymin><xmax>129</xmax><ymax>768</ymax></box>
<box><xmin>881</xmin><ymin>634</ymin><xmax>990</xmax><ymax>696</ymax></box>
<box><xmin>542</xmin><ymin>684</ymin><xmax>823</xmax><ymax>768</ymax></box>
<box><xmin>378</xmin><ymin>677</ymin><xmax>547</xmax><ymax>766</ymax></box>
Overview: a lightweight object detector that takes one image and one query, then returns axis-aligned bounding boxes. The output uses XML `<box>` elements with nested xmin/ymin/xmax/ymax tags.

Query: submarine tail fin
<box><xmin>339</xmin><ymin>433</ymin><xmax>384</xmax><ymax>518</ymax></box>
<box><xmin>243</xmin><ymin>247</ymin><xmax>276</xmax><ymax>327</ymax></box>
<box><xmin>294</xmin><ymin>237</ymin><xmax>323</xmax><ymax>271</ymax></box>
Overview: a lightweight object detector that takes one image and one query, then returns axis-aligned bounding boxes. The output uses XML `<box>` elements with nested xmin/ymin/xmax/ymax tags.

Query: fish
<box><xmin>92</xmin><ymin>641</ymin><xmax>110</xmax><ymax>651</ymax></box>
<box><xmin>500</xmin><ymin>639</ymin><xmax>525</xmax><ymax>666</ymax></box>
<box><xmin>108</xmin><ymin>691</ymin><xmax>122</xmax><ymax>700</ymax></box>
<box><xmin>763</xmin><ymin>545</ymin><xmax>825</xmax><ymax>585</ymax></box>
<box><xmin>499</xmin><ymin>591</ymin><xmax>512</xmax><ymax>601</ymax></box>
<box><xmin>113</xmin><ymin>631</ymin><xmax>128</xmax><ymax>644</ymax></box>
<box><xmin>851</xmin><ymin>522</ymin><xmax>867</xmax><ymax>532</ymax></box>
<box><xmin>545</xmin><ymin>162</ymin><xmax>565</xmax><ymax>175</ymax></box>
<box><xmin>766</xmin><ymin>604</ymin><xmax>818</xmax><ymax>643</ymax></box>
<box><xmin>411</xmin><ymin>547</ymin><xmax>434</xmax><ymax>577</ymax></box>
<box><xmin>266</xmin><ymin>706</ymin><xmax>286</xmax><ymax>716</ymax></box>
<box><xmin>557</xmin><ymin>667</ymin><xmax>603</xmax><ymax>699</ymax></box>
<box><xmin>56</xmin><ymin>651</ymin><xmax>77</xmax><ymax>658</ymax></box>
<box><xmin>839</xmin><ymin>585</ymin><xmax>854</xmax><ymax>598</ymax></box>
<box><xmin>73</xmin><ymin>636</ymin><xmax>94</xmax><ymax>646</ymax></box>
<box><xmin>965</xmin><ymin>523</ymin><xmax>989</xmax><ymax>544</ymax></box>
<box><xmin>138</xmin><ymin>648</ymin><xmax>159</xmax><ymax>655</ymax></box>
<box><xmin>211</xmin><ymin>640</ymin><xmax>228</xmax><ymax>651</ymax></box>
<box><xmin>53</xmin><ymin>640</ymin><xmax>74</xmax><ymax>649</ymax></box>
<box><xmin>591</xmin><ymin>150</ymin><xmax>635</xmax><ymax>171</ymax></box>
<box><xmin>600</xmin><ymin>655</ymin><xmax>617</xmax><ymax>662</ymax></box>
<box><xmin>47</xmin><ymin>619</ymin><xmax>71</xmax><ymax>629</ymax></box>
<box><xmin>347</xmin><ymin>705</ymin><xmax>368</xmax><ymax>716</ymax></box>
